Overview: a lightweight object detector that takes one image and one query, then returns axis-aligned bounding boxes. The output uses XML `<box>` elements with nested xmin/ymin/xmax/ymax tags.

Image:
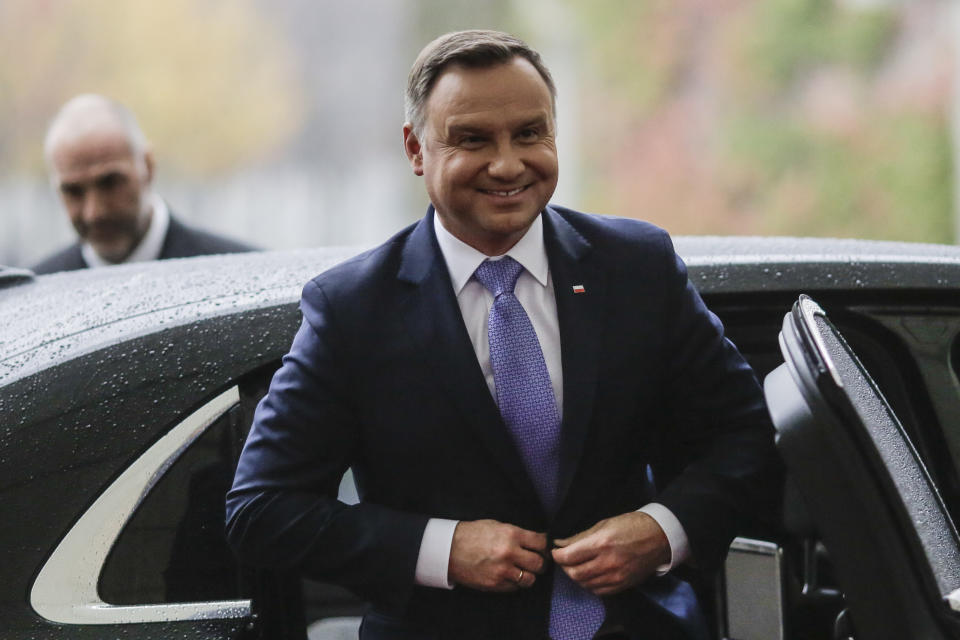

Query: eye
<box><xmin>96</xmin><ymin>172</ymin><xmax>125</xmax><ymax>191</ymax></box>
<box><xmin>517</xmin><ymin>128</ymin><xmax>540</xmax><ymax>142</ymax></box>
<box><xmin>60</xmin><ymin>184</ymin><xmax>84</xmax><ymax>199</ymax></box>
<box><xmin>459</xmin><ymin>135</ymin><xmax>486</xmax><ymax>149</ymax></box>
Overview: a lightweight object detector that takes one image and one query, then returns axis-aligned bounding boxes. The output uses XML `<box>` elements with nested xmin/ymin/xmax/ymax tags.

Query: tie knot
<box><xmin>474</xmin><ymin>256</ymin><xmax>524</xmax><ymax>297</ymax></box>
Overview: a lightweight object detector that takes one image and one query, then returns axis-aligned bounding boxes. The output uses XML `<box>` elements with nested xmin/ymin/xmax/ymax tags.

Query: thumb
<box><xmin>554</xmin><ymin>519</ymin><xmax>605</xmax><ymax>547</ymax></box>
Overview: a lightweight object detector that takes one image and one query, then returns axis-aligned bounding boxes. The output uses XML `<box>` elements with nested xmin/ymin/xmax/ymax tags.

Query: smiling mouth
<box><xmin>479</xmin><ymin>185</ymin><xmax>529</xmax><ymax>197</ymax></box>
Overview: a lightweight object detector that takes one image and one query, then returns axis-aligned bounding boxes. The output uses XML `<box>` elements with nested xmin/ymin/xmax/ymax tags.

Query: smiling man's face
<box><xmin>404</xmin><ymin>56</ymin><xmax>558</xmax><ymax>256</ymax></box>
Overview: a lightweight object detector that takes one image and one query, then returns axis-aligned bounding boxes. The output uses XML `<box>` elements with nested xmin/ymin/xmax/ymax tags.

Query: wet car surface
<box><xmin>3</xmin><ymin>238</ymin><xmax>960</xmax><ymax>639</ymax></box>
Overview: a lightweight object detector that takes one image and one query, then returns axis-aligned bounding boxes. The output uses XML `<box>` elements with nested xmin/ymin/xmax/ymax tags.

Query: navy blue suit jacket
<box><xmin>226</xmin><ymin>206</ymin><xmax>778</xmax><ymax>639</ymax></box>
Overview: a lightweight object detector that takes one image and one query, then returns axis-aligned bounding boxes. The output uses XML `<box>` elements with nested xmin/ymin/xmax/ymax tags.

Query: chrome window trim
<box><xmin>729</xmin><ymin>537</ymin><xmax>780</xmax><ymax>556</ymax></box>
<box><xmin>30</xmin><ymin>386</ymin><xmax>252</xmax><ymax>624</ymax></box>
<box><xmin>949</xmin><ymin>588</ymin><xmax>960</xmax><ymax>612</ymax></box>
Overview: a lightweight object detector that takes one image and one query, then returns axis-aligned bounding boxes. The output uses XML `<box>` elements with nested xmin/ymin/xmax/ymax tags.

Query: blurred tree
<box><xmin>743</xmin><ymin>0</ymin><xmax>894</xmax><ymax>92</ymax></box>
<box><xmin>409</xmin><ymin>0</ymin><xmax>514</xmax><ymax>38</ymax></box>
<box><xmin>559</xmin><ymin>0</ymin><xmax>954</xmax><ymax>243</ymax></box>
<box><xmin>566</xmin><ymin>0</ymin><xmax>689</xmax><ymax>119</ymax></box>
<box><xmin>724</xmin><ymin>0</ymin><xmax>952</xmax><ymax>241</ymax></box>
<box><xmin>0</xmin><ymin>0</ymin><xmax>303</xmax><ymax>176</ymax></box>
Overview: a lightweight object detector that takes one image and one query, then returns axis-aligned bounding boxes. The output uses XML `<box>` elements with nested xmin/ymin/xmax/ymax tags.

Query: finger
<box><xmin>560</xmin><ymin>556</ymin><xmax>609</xmax><ymax>584</ymax></box>
<box><xmin>570</xmin><ymin>567</ymin><xmax>630</xmax><ymax>594</ymax></box>
<box><xmin>553</xmin><ymin>528</ymin><xmax>588</xmax><ymax>548</ymax></box>
<box><xmin>554</xmin><ymin>518</ymin><xmax>606</xmax><ymax>548</ymax></box>
<box><xmin>515</xmin><ymin>528</ymin><xmax>548</xmax><ymax>552</ymax></box>
<box><xmin>552</xmin><ymin>533</ymin><xmax>602</xmax><ymax>567</ymax></box>
<box><xmin>495</xmin><ymin>563</ymin><xmax>533</xmax><ymax>592</ymax></box>
<box><xmin>514</xmin><ymin>566</ymin><xmax>538</xmax><ymax>589</ymax></box>
<box><xmin>579</xmin><ymin>570</ymin><xmax>623</xmax><ymax>591</ymax></box>
<box><xmin>486</xmin><ymin>563</ymin><xmax>521</xmax><ymax>592</ymax></box>
<box><xmin>514</xmin><ymin>547</ymin><xmax>547</xmax><ymax>574</ymax></box>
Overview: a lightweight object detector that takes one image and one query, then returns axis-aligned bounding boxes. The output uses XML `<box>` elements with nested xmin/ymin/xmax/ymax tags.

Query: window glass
<box><xmin>99</xmin><ymin>402</ymin><xmax>249</xmax><ymax>604</ymax></box>
<box><xmin>97</xmin><ymin>362</ymin><xmax>366</xmax><ymax>629</ymax></box>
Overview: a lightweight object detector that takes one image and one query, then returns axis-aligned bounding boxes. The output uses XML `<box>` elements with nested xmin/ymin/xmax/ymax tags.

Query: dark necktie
<box><xmin>473</xmin><ymin>256</ymin><xmax>605</xmax><ymax>640</ymax></box>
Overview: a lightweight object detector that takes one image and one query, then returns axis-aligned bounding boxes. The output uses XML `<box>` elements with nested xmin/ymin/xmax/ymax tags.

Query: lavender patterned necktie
<box><xmin>474</xmin><ymin>257</ymin><xmax>605</xmax><ymax>640</ymax></box>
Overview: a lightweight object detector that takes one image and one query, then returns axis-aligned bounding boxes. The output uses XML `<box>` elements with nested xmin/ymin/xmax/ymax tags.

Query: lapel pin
<box><xmin>572</xmin><ymin>284</ymin><xmax>586</xmax><ymax>294</ymax></box>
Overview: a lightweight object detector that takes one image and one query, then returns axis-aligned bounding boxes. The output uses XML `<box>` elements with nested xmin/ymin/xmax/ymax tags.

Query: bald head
<box><xmin>45</xmin><ymin>94</ymin><xmax>155</xmax><ymax>263</ymax></box>
<box><xmin>45</xmin><ymin>94</ymin><xmax>149</xmax><ymax>166</ymax></box>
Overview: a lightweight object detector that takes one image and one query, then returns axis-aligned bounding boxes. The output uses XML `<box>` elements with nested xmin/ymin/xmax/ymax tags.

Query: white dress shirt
<box><xmin>82</xmin><ymin>194</ymin><xmax>170</xmax><ymax>267</ymax></box>
<box><xmin>413</xmin><ymin>212</ymin><xmax>690</xmax><ymax>589</ymax></box>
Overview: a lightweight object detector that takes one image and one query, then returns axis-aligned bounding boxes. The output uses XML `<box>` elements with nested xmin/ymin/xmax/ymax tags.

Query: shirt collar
<box><xmin>81</xmin><ymin>194</ymin><xmax>169</xmax><ymax>267</ymax></box>
<box><xmin>433</xmin><ymin>211</ymin><xmax>549</xmax><ymax>294</ymax></box>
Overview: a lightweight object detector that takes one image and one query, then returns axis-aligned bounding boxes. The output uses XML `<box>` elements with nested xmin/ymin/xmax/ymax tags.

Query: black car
<box><xmin>2</xmin><ymin>238</ymin><xmax>960</xmax><ymax>639</ymax></box>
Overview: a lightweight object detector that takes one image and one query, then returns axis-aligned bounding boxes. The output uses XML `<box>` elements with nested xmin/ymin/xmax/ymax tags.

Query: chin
<box><xmin>92</xmin><ymin>243</ymin><xmax>133</xmax><ymax>264</ymax></box>
<box><xmin>486</xmin><ymin>210</ymin><xmax>540</xmax><ymax>232</ymax></box>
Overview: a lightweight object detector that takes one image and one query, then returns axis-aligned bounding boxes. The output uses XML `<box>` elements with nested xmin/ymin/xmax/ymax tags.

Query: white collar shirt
<box><xmin>433</xmin><ymin>212</ymin><xmax>563</xmax><ymax>413</ymax></box>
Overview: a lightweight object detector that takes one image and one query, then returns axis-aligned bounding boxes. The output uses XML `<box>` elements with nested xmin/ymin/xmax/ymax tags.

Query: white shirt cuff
<box><xmin>638</xmin><ymin>503</ymin><xmax>690</xmax><ymax>575</ymax></box>
<box><xmin>414</xmin><ymin>518</ymin><xmax>458</xmax><ymax>589</ymax></box>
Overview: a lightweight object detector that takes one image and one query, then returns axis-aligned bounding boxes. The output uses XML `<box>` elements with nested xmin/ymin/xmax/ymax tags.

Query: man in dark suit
<box><xmin>32</xmin><ymin>94</ymin><xmax>251</xmax><ymax>275</ymax></box>
<box><xmin>226</xmin><ymin>30</ymin><xmax>779</xmax><ymax>640</ymax></box>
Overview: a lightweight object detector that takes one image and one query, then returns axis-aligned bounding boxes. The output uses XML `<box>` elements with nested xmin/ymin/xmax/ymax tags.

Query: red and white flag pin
<box><xmin>572</xmin><ymin>284</ymin><xmax>586</xmax><ymax>294</ymax></box>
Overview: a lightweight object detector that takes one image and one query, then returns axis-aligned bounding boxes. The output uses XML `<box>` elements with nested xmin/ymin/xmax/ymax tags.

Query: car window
<box><xmin>99</xmin><ymin>401</ymin><xmax>248</xmax><ymax>604</ymax></box>
<box><xmin>713</xmin><ymin>296</ymin><xmax>960</xmax><ymax>518</ymax></box>
<box><xmin>96</xmin><ymin>361</ymin><xmax>280</xmax><ymax>606</ymax></box>
<box><xmin>95</xmin><ymin>361</ymin><xmax>366</xmax><ymax>632</ymax></box>
<box><xmin>712</xmin><ymin>295</ymin><xmax>960</xmax><ymax>640</ymax></box>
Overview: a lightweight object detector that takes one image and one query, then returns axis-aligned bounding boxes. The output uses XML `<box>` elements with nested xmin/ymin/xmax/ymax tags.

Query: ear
<box><xmin>402</xmin><ymin>123</ymin><xmax>424</xmax><ymax>177</ymax></box>
<box><xmin>142</xmin><ymin>148</ymin><xmax>156</xmax><ymax>185</ymax></box>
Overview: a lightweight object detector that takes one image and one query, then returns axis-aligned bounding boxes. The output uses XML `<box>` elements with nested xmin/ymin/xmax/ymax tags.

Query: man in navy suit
<box><xmin>32</xmin><ymin>94</ymin><xmax>251</xmax><ymax>275</ymax></box>
<box><xmin>227</xmin><ymin>30</ymin><xmax>778</xmax><ymax>639</ymax></box>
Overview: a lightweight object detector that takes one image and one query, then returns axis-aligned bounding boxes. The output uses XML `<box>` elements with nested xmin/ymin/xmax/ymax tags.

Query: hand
<box><xmin>551</xmin><ymin>511</ymin><xmax>671</xmax><ymax>596</ymax></box>
<box><xmin>448</xmin><ymin>519</ymin><xmax>547</xmax><ymax>592</ymax></box>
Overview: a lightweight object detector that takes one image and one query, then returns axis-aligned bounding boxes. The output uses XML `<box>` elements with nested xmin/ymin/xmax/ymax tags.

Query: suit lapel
<box><xmin>397</xmin><ymin>208</ymin><xmax>543</xmax><ymax>509</ymax></box>
<box><xmin>158</xmin><ymin>213</ymin><xmax>182</xmax><ymax>259</ymax></box>
<box><xmin>542</xmin><ymin>208</ymin><xmax>606</xmax><ymax>510</ymax></box>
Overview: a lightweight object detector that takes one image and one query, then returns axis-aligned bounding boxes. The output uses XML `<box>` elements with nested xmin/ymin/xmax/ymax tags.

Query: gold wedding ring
<box><xmin>516</xmin><ymin>569</ymin><xmax>524</xmax><ymax>584</ymax></box>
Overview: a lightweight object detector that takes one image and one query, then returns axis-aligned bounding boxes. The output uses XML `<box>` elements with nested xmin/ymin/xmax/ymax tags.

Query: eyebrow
<box><xmin>94</xmin><ymin>171</ymin><xmax>124</xmax><ymax>184</ymax></box>
<box><xmin>446</xmin><ymin>114</ymin><xmax>552</xmax><ymax>137</ymax></box>
<box><xmin>517</xmin><ymin>115</ymin><xmax>550</xmax><ymax>130</ymax></box>
<box><xmin>446</xmin><ymin>124</ymin><xmax>488</xmax><ymax>137</ymax></box>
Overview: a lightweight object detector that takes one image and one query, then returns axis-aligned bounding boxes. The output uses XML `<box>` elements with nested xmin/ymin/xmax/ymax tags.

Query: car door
<box><xmin>5</xmin><ymin>301</ymin><xmax>300</xmax><ymax>639</ymax></box>
<box><xmin>763</xmin><ymin>295</ymin><xmax>960</xmax><ymax>639</ymax></box>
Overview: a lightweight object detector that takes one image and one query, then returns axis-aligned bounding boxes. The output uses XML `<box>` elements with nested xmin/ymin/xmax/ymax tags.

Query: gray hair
<box><xmin>44</xmin><ymin>94</ymin><xmax>149</xmax><ymax>167</ymax></box>
<box><xmin>404</xmin><ymin>30</ymin><xmax>557</xmax><ymax>137</ymax></box>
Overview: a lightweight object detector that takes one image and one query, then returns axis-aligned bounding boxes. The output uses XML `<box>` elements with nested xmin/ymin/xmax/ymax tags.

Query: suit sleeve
<box><xmin>651</xmin><ymin>234</ymin><xmax>782</xmax><ymax>573</ymax></box>
<box><xmin>225</xmin><ymin>279</ymin><xmax>429</xmax><ymax>608</ymax></box>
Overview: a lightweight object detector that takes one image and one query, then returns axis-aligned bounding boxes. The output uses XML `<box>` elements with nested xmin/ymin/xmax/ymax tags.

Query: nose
<box><xmin>487</xmin><ymin>142</ymin><xmax>525</xmax><ymax>181</ymax></box>
<box><xmin>81</xmin><ymin>190</ymin><xmax>109</xmax><ymax>225</ymax></box>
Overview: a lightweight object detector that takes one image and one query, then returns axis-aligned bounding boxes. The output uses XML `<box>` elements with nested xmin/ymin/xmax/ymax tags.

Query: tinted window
<box><xmin>97</xmin><ymin>362</ymin><xmax>365</xmax><ymax>629</ymax></box>
<box><xmin>99</xmin><ymin>402</ymin><xmax>249</xmax><ymax>604</ymax></box>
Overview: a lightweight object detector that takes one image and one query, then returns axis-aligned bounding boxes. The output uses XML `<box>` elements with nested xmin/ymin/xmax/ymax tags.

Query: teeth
<box><xmin>486</xmin><ymin>186</ymin><xmax>525</xmax><ymax>196</ymax></box>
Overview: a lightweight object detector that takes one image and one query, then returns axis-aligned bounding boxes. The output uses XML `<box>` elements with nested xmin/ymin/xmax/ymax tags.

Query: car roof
<box><xmin>3</xmin><ymin>237</ymin><xmax>960</xmax><ymax>386</ymax></box>
<box><xmin>0</xmin><ymin>249</ymin><xmax>359</xmax><ymax>385</ymax></box>
<box><xmin>674</xmin><ymin>235</ymin><xmax>960</xmax><ymax>294</ymax></box>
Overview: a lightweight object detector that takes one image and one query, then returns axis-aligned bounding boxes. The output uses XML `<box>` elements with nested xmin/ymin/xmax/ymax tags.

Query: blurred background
<box><xmin>2</xmin><ymin>0</ymin><xmax>958</xmax><ymax>267</ymax></box>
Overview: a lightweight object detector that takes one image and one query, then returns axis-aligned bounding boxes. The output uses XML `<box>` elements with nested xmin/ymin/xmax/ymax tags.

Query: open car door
<box><xmin>764</xmin><ymin>295</ymin><xmax>960</xmax><ymax>639</ymax></box>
